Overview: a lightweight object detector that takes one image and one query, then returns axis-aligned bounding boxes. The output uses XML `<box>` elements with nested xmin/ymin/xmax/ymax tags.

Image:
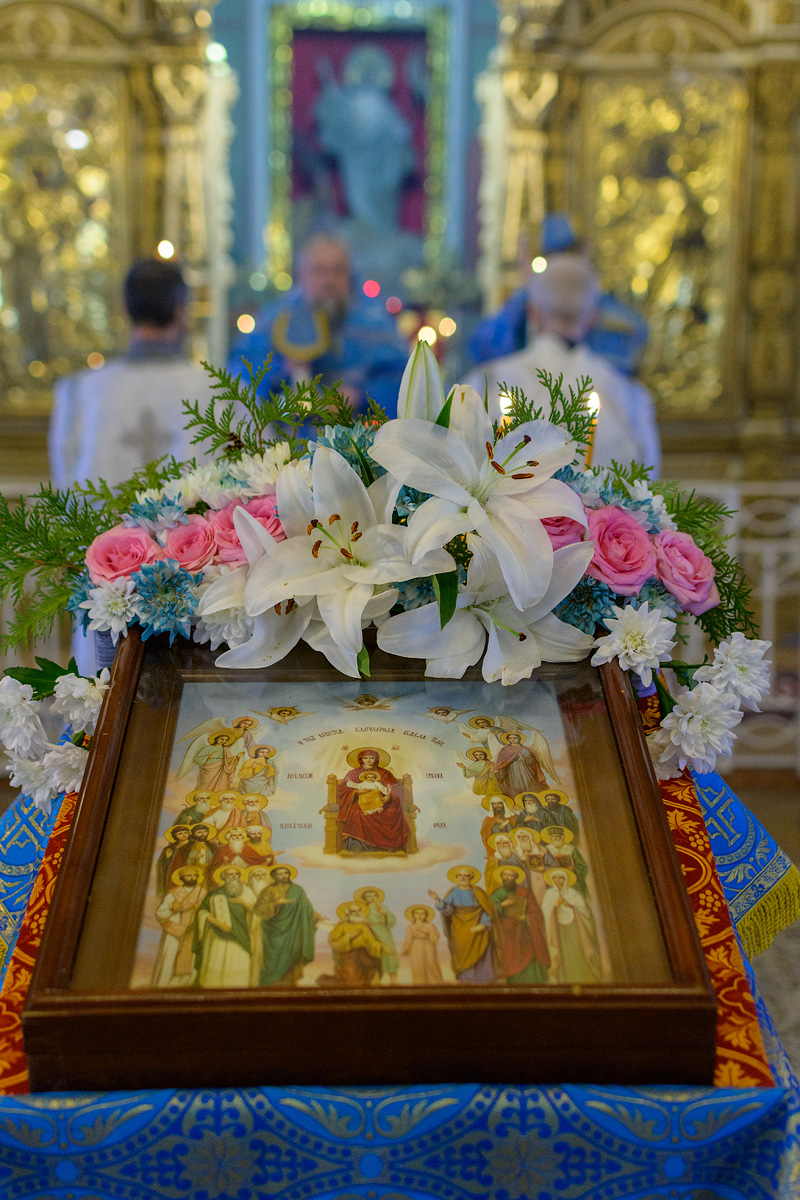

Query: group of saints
<box><xmin>147</xmin><ymin>710</ymin><xmax>603</xmax><ymax>990</ymax></box>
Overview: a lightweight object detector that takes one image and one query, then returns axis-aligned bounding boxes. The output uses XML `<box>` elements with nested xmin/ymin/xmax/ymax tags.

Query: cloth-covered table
<box><xmin>1</xmin><ymin>709</ymin><xmax>799</xmax><ymax>1197</ymax></box>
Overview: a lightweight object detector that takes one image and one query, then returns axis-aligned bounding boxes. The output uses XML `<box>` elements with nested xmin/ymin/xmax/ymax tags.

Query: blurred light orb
<box><xmin>249</xmin><ymin>272</ymin><xmax>267</xmax><ymax>291</ymax></box>
<box><xmin>157</xmin><ymin>240</ymin><xmax>175</xmax><ymax>259</ymax></box>
<box><xmin>205</xmin><ymin>42</ymin><xmax>227</xmax><ymax>62</ymax></box>
<box><xmin>363</xmin><ymin>280</ymin><xmax>380</xmax><ymax>298</ymax></box>
<box><xmin>417</xmin><ymin>326</ymin><xmax>437</xmax><ymax>345</ymax></box>
<box><xmin>237</xmin><ymin>313</ymin><xmax>256</xmax><ymax>334</ymax></box>
<box><xmin>385</xmin><ymin>296</ymin><xmax>402</xmax><ymax>314</ymax></box>
<box><xmin>195</xmin><ymin>7</ymin><xmax>212</xmax><ymax>25</ymax></box>
<box><xmin>438</xmin><ymin>317</ymin><xmax>457</xmax><ymax>337</ymax></box>
<box><xmin>65</xmin><ymin>129</ymin><xmax>90</xmax><ymax>150</ymax></box>
<box><xmin>531</xmin><ymin>256</ymin><xmax>547</xmax><ymax>273</ymax></box>
<box><xmin>87</xmin><ymin>352</ymin><xmax>105</xmax><ymax>370</ymax></box>
<box><xmin>275</xmin><ymin>272</ymin><xmax>292</xmax><ymax>291</ymax></box>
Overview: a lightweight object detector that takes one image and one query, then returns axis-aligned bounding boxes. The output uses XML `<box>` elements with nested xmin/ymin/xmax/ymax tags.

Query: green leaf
<box><xmin>4</xmin><ymin>656</ymin><xmax>78</xmax><ymax>700</ymax></box>
<box><xmin>653</xmin><ymin>674</ymin><xmax>676</xmax><ymax>718</ymax></box>
<box><xmin>434</xmin><ymin>390</ymin><xmax>454</xmax><ymax>429</ymax></box>
<box><xmin>432</xmin><ymin>570</ymin><xmax>459</xmax><ymax>630</ymax></box>
<box><xmin>344</xmin><ymin>432</ymin><xmax>375</xmax><ymax>486</ymax></box>
<box><xmin>357</xmin><ymin>644</ymin><xmax>371</xmax><ymax>677</ymax></box>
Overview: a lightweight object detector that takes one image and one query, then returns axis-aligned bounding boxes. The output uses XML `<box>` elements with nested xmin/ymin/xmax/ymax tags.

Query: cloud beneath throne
<box><xmin>289</xmin><ymin>840</ymin><xmax>468</xmax><ymax>875</ymax></box>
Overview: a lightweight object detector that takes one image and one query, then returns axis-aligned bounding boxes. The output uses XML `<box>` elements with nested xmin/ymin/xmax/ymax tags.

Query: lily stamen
<box><xmin>328</xmin><ymin>513</ymin><xmax>340</xmax><ymax>525</ymax></box>
<box><xmin>511</xmin><ymin>472</ymin><xmax>534</xmax><ymax>480</ymax></box>
<box><xmin>352</xmin><ymin>531</ymin><xmax>363</xmax><ymax>541</ymax></box>
<box><xmin>311</xmin><ymin>540</ymin><xmax>322</xmax><ymax>558</ymax></box>
<box><xmin>340</xmin><ymin>548</ymin><xmax>354</xmax><ymax>560</ymax></box>
<box><xmin>351</xmin><ymin>521</ymin><xmax>359</xmax><ymax>534</ymax></box>
<box><xmin>485</xmin><ymin>441</ymin><xmax>494</xmax><ymax>460</ymax></box>
<box><xmin>490</xmin><ymin>460</ymin><xmax>506</xmax><ymax>475</ymax></box>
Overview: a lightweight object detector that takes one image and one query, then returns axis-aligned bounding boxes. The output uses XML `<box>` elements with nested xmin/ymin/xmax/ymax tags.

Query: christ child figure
<box><xmin>353</xmin><ymin>770</ymin><xmax>390</xmax><ymax>815</ymax></box>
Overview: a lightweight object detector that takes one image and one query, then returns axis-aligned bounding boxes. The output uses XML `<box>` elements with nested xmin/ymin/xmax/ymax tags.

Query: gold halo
<box><xmin>235</xmin><ymin>793</ymin><xmax>269</xmax><ymax>810</ymax></box>
<box><xmin>269</xmin><ymin>706</ymin><xmax>299</xmax><ymax>719</ymax></box>
<box><xmin>211</xmin><ymin>864</ymin><xmax>245</xmax><ymax>888</ymax></box>
<box><xmin>346</xmin><ymin>746</ymin><xmax>391</xmax><ymax>769</ymax></box>
<box><xmin>514</xmin><ymin>791</ymin><xmax>540</xmax><ymax>808</ymax></box>
<box><xmin>468</xmin><ymin>715</ymin><xmax>495</xmax><ymax>729</ymax></box>
<box><xmin>498</xmin><ymin>730</ymin><xmax>526</xmax><ymax>745</ymax></box>
<box><xmin>207</xmin><ymin>729</ymin><xmax>235</xmax><ymax>745</ymax></box>
<box><xmin>249</xmin><ymin>744</ymin><xmax>276</xmax><ymax>759</ymax></box>
<box><xmin>481</xmin><ymin>793</ymin><xmax>513</xmax><ymax>811</ymax></box>
<box><xmin>188</xmin><ymin>823</ymin><xmax>217</xmax><ymax>841</ymax></box>
<box><xmin>405</xmin><ymin>904</ymin><xmax>435</xmax><ymax>922</ymax></box>
<box><xmin>513</xmin><ymin>827</ymin><xmax>541</xmax><ymax>845</ymax></box>
<box><xmin>171</xmin><ymin>865</ymin><xmax>203</xmax><ymax>886</ymax></box>
<box><xmin>184</xmin><ymin>788</ymin><xmax>215</xmax><ymax>805</ymax></box>
<box><xmin>537</xmin><ymin>789</ymin><xmax>570</xmax><ymax>805</ymax></box>
<box><xmin>494</xmin><ymin>864</ymin><xmax>526</xmax><ymax>887</ymax></box>
<box><xmin>544</xmin><ymin>867</ymin><xmax>577</xmax><ymax>888</ymax></box>
<box><xmin>219</xmin><ymin>826</ymin><xmax>248</xmax><ymax>844</ymax></box>
<box><xmin>467</xmin><ymin>747</ymin><xmax>492</xmax><ymax>762</ymax></box>
<box><xmin>540</xmin><ymin>826</ymin><xmax>574</xmax><ymax>845</ymax></box>
<box><xmin>232</xmin><ymin>716</ymin><xmax>258</xmax><ymax>729</ymax></box>
<box><xmin>354</xmin><ymin>885</ymin><xmax>385</xmax><ymax>904</ymax></box>
<box><xmin>164</xmin><ymin>824</ymin><xmax>193</xmax><ymax>844</ymax></box>
<box><xmin>447</xmin><ymin>864</ymin><xmax>481</xmax><ymax>885</ymax></box>
<box><xmin>337</xmin><ymin>900</ymin><xmax>367</xmax><ymax>921</ymax></box>
<box><xmin>215</xmin><ymin>791</ymin><xmax>240</xmax><ymax>806</ymax></box>
<box><xmin>487</xmin><ymin>831</ymin><xmax>516</xmax><ymax>853</ymax></box>
<box><xmin>269</xmin><ymin>863</ymin><xmax>297</xmax><ymax>881</ymax></box>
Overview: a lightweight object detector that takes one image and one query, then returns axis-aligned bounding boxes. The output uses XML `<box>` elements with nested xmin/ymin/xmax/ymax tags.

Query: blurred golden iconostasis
<box><xmin>0</xmin><ymin>0</ymin><xmax>235</xmax><ymax>488</ymax></box>
<box><xmin>477</xmin><ymin>0</ymin><xmax>800</xmax><ymax>483</ymax></box>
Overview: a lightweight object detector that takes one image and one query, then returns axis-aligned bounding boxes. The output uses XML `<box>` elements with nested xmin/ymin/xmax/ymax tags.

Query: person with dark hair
<box><xmin>49</xmin><ymin>257</ymin><xmax>213</xmax><ymax>491</ymax></box>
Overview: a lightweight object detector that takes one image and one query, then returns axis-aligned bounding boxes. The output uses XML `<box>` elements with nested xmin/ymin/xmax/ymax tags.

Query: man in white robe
<box><xmin>466</xmin><ymin>255</ymin><xmax>660</xmax><ymax>474</ymax></box>
<box><xmin>194</xmin><ymin>866</ymin><xmax>256</xmax><ymax>988</ymax></box>
<box><xmin>49</xmin><ymin>258</ymin><xmax>213</xmax><ymax>491</ymax></box>
<box><xmin>152</xmin><ymin>865</ymin><xmax>205</xmax><ymax>987</ymax></box>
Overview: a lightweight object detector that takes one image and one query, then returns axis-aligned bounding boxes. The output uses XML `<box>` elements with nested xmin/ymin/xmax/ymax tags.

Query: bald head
<box><xmin>527</xmin><ymin>254</ymin><xmax>600</xmax><ymax>341</ymax></box>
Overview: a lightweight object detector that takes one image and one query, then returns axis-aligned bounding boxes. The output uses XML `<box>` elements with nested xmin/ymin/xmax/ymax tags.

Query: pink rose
<box><xmin>585</xmin><ymin>506</ymin><xmax>657</xmax><ymax>596</ymax></box>
<box><xmin>654</xmin><ymin>530</ymin><xmax>720</xmax><ymax>615</ymax></box>
<box><xmin>244</xmin><ymin>494</ymin><xmax>286</xmax><ymax>542</ymax></box>
<box><xmin>86</xmin><ymin>525</ymin><xmax>159</xmax><ymax>584</ymax></box>
<box><xmin>542</xmin><ymin>516</ymin><xmax>585</xmax><ymax>551</ymax></box>
<box><xmin>208</xmin><ymin>502</ymin><xmax>247</xmax><ymax>564</ymax></box>
<box><xmin>162</xmin><ymin>514</ymin><xmax>217</xmax><ymax>573</ymax></box>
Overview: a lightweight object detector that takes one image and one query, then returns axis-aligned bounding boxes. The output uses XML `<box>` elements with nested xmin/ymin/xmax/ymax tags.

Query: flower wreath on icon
<box><xmin>0</xmin><ymin>343</ymin><xmax>769</xmax><ymax>812</ymax></box>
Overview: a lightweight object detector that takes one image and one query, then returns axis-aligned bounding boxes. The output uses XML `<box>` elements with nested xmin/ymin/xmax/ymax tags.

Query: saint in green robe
<box><xmin>255</xmin><ymin>881</ymin><xmax>316</xmax><ymax>986</ymax></box>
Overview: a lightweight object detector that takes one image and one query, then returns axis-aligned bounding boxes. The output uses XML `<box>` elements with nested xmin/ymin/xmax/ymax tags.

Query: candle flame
<box><xmin>587</xmin><ymin>390</ymin><xmax>601</xmax><ymax>415</ymax></box>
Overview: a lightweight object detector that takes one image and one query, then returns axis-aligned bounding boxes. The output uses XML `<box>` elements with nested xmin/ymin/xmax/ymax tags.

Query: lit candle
<box><xmin>585</xmin><ymin>391</ymin><xmax>600</xmax><ymax>468</ymax></box>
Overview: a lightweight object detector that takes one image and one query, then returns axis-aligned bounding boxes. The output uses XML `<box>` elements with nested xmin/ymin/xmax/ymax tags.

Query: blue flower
<box><xmin>67</xmin><ymin>571</ymin><xmax>93</xmax><ymax>632</ymax></box>
<box><xmin>394</xmin><ymin>576</ymin><xmax>437</xmax><ymax>611</ymax></box>
<box><xmin>310</xmin><ymin>422</ymin><xmax>386</xmax><ymax>483</ymax></box>
<box><xmin>124</xmin><ymin>497</ymin><xmax>188</xmax><ymax>537</ymax></box>
<box><xmin>556</xmin><ymin>465</ymin><xmax>616</xmax><ymax>509</ymax></box>
<box><xmin>394</xmin><ymin>485</ymin><xmax>431</xmax><ymax>520</ymax></box>
<box><xmin>130</xmin><ymin>560</ymin><xmax>201</xmax><ymax>644</ymax></box>
<box><xmin>626</xmin><ymin>578</ymin><xmax>680</xmax><ymax>618</ymax></box>
<box><xmin>555</xmin><ymin>577</ymin><xmax>617</xmax><ymax>635</ymax></box>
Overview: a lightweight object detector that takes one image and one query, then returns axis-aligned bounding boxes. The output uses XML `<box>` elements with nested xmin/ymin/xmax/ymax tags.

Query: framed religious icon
<box><xmin>23</xmin><ymin>630</ymin><xmax>717</xmax><ymax>1091</ymax></box>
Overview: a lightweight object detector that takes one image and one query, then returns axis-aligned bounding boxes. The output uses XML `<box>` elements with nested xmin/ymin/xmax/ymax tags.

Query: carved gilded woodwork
<box><xmin>0</xmin><ymin>0</ymin><xmax>231</xmax><ymax>480</ymax></box>
<box><xmin>479</xmin><ymin>0</ymin><xmax>800</xmax><ymax>479</ymax></box>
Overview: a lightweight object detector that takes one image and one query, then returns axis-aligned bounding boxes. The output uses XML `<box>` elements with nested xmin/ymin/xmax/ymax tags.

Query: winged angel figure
<box><xmin>176</xmin><ymin>715</ymin><xmax>273</xmax><ymax>791</ymax></box>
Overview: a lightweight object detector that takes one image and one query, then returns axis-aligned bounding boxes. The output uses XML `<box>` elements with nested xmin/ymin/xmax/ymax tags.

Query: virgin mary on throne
<box><xmin>324</xmin><ymin>748</ymin><xmax>417</xmax><ymax>856</ymax></box>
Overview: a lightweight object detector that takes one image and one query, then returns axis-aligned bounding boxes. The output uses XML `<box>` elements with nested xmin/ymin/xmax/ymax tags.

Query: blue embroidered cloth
<box><xmin>0</xmin><ymin>791</ymin><xmax>64</xmax><ymax>991</ymax></box>
<box><xmin>0</xmin><ymin>1081</ymin><xmax>798</xmax><ymax>1198</ymax></box>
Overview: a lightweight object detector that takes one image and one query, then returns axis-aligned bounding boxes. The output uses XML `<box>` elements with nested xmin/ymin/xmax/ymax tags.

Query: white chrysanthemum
<box><xmin>81</xmin><ymin>578</ymin><xmax>139</xmax><ymax>644</ymax></box>
<box><xmin>628</xmin><ymin>479</ymin><xmax>677</xmax><ymax>531</ymax></box>
<box><xmin>52</xmin><ymin>670</ymin><xmax>110</xmax><ymax>734</ymax></box>
<box><xmin>649</xmin><ymin>682</ymin><xmax>743</xmax><ymax>775</ymax></box>
<box><xmin>695</xmin><ymin>632</ymin><xmax>771</xmax><ymax>712</ymax></box>
<box><xmin>228</xmin><ymin>445</ymin><xmax>311</xmax><ymax>497</ymax></box>
<box><xmin>591</xmin><ymin>602</ymin><xmax>676</xmax><ymax>688</ymax></box>
<box><xmin>0</xmin><ymin>677</ymin><xmax>49</xmax><ymax>757</ymax></box>
<box><xmin>41</xmin><ymin>741</ymin><xmax>90</xmax><ymax>798</ymax></box>
<box><xmin>7</xmin><ymin>752</ymin><xmax>57</xmax><ymax>812</ymax></box>
<box><xmin>134</xmin><ymin>486</ymin><xmax>162</xmax><ymax>505</ymax></box>
<box><xmin>170</xmin><ymin>464</ymin><xmax>243</xmax><ymax>510</ymax></box>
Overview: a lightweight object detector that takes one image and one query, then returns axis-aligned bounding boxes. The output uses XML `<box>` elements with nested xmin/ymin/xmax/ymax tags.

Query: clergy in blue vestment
<box><xmin>227</xmin><ymin>234</ymin><xmax>408</xmax><ymax>417</ymax></box>
<box><xmin>469</xmin><ymin>214</ymin><xmax>649</xmax><ymax>378</ymax></box>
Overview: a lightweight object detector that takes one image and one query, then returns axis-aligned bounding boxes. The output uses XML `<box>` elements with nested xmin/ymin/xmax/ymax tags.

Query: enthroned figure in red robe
<box><xmin>334</xmin><ymin>748</ymin><xmax>412</xmax><ymax>855</ymax></box>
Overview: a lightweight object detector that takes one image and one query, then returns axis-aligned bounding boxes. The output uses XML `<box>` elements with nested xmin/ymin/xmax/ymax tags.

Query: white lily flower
<box><xmin>695</xmin><ymin>632</ymin><xmax>771</xmax><ymax>712</ymax></box>
<box><xmin>199</xmin><ymin>508</ymin><xmax>314</xmax><ymax>669</ymax></box>
<box><xmin>377</xmin><ymin>538</ymin><xmax>595</xmax><ymax>683</ymax></box>
<box><xmin>370</xmin><ymin>386</ymin><xmax>587</xmax><ymax>610</ymax></box>
<box><xmin>591</xmin><ymin>602</ymin><xmax>676</xmax><ymax>688</ymax></box>
<box><xmin>397</xmin><ymin>341</ymin><xmax>445</xmax><ymax>420</ymax></box>
<box><xmin>242</xmin><ymin>448</ymin><xmax>454</xmax><ymax>668</ymax></box>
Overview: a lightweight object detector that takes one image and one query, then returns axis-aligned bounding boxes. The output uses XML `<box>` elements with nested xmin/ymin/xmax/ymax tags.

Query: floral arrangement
<box><xmin>0</xmin><ymin>345</ymin><xmax>770</xmax><ymax>799</ymax></box>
